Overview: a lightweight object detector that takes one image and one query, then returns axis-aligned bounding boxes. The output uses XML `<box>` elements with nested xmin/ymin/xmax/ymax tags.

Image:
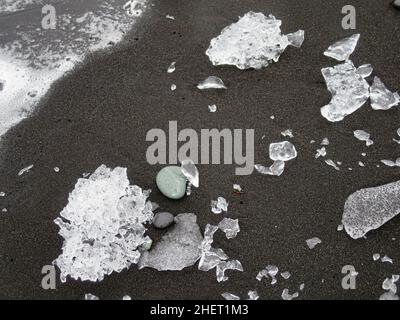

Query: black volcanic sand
<box><xmin>0</xmin><ymin>0</ymin><xmax>400</xmax><ymax>300</ymax></box>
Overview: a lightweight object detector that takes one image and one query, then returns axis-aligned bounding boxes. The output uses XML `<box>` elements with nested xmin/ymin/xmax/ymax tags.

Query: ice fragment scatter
<box><xmin>197</xmin><ymin>76</ymin><xmax>227</xmax><ymax>90</ymax></box>
<box><xmin>370</xmin><ymin>76</ymin><xmax>400</xmax><ymax>110</ymax></box>
<box><xmin>324</xmin><ymin>34</ymin><xmax>360</xmax><ymax>61</ymax></box>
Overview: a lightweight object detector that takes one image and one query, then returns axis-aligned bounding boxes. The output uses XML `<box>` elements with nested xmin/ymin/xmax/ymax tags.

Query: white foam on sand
<box><xmin>0</xmin><ymin>0</ymin><xmax>148</xmax><ymax>137</ymax></box>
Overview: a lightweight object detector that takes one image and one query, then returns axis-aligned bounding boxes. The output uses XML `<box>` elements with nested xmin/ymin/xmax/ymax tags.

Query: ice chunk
<box><xmin>54</xmin><ymin>165</ymin><xmax>154</xmax><ymax>282</ymax></box>
<box><xmin>381</xmin><ymin>255</ymin><xmax>393</xmax><ymax>264</ymax></box>
<box><xmin>321</xmin><ymin>138</ymin><xmax>330</xmax><ymax>146</ymax></box>
<box><xmin>167</xmin><ymin>61</ymin><xmax>176</xmax><ymax>73</ymax></box>
<box><xmin>256</xmin><ymin>265</ymin><xmax>279</xmax><ymax>285</ymax></box>
<box><xmin>208</xmin><ymin>104</ymin><xmax>217</xmax><ymax>112</ymax></box>
<box><xmin>325</xmin><ymin>159</ymin><xmax>340</xmax><ymax>171</ymax></box>
<box><xmin>353</xmin><ymin>130</ymin><xmax>373</xmax><ymax>146</ymax></box>
<box><xmin>306</xmin><ymin>237</ymin><xmax>321</xmax><ymax>249</ymax></box>
<box><xmin>324</xmin><ymin>34</ymin><xmax>360</xmax><ymax>61</ymax></box>
<box><xmin>170</xmin><ymin>84</ymin><xmax>177</xmax><ymax>91</ymax></box>
<box><xmin>321</xmin><ymin>61</ymin><xmax>370</xmax><ymax>122</ymax></box>
<box><xmin>370</xmin><ymin>76</ymin><xmax>400</xmax><ymax>110</ymax></box>
<box><xmin>180</xmin><ymin>159</ymin><xmax>199</xmax><ymax>188</ymax></box>
<box><xmin>342</xmin><ymin>180</ymin><xmax>400</xmax><ymax>239</ymax></box>
<box><xmin>166</xmin><ymin>14</ymin><xmax>175</xmax><ymax>20</ymax></box>
<box><xmin>85</xmin><ymin>293</ymin><xmax>99</xmax><ymax>300</ymax></box>
<box><xmin>381</xmin><ymin>159</ymin><xmax>400</xmax><ymax>167</ymax></box>
<box><xmin>206</xmin><ymin>12</ymin><xmax>304</xmax><ymax>70</ymax></box>
<box><xmin>281</xmin><ymin>271</ymin><xmax>291</xmax><ymax>279</ymax></box>
<box><xmin>315</xmin><ymin>147</ymin><xmax>327</xmax><ymax>159</ymax></box>
<box><xmin>122</xmin><ymin>295</ymin><xmax>132</xmax><ymax>300</ymax></box>
<box><xmin>138</xmin><ymin>213</ymin><xmax>203</xmax><ymax>271</ymax></box>
<box><xmin>248</xmin><ymin>290</ymin><xmax>259</xmax><ymax>300</ymax></box>
<box><xmin>373</xmin><ymin>253</ymin><xmax>381</xmax><ymax>261</ymax></box>
<box><xmin>210</xmin><ymin>197</ymin><xmax>228</xmax><ymax>214</ymax></box>
<box><xmin>255</xmin><ymin>161</ymin><xmax>285</xmax><ymax>176</ymax></box>
<box><xmin>18</xmin><ymin>164</ymin><xmax>34</xmax><ymax>176</ymax></box>
<box><xmin>382</xmin><ymin>275</ymin><xmax>399</xmax><ymax>294</ymax></box>
<box><xmin>197</xmin><ymin>76</ymin><xmax>227</xmax><ymax>90</ymax></box>
<box><xmin>281</xmin><ymin>289</ymin><xmax>299</xmax><ymax>300</ymax></box>
<box><xmin>269</xmin><ymin>141</ymin><xmax>297</xmax><ymax>161</ymax></box>
<box><xmin>218</xmin><ymin>218</ymin><xmax>240</xmax><ymax>239</ymax></box>
<box><xmin>222</xmin><ymin>292</ymin><xmax>240</xmax><ymax>300</ymax></box>
<box><xmin>356</xmin><ymin>64</ymin><xmax>373</xmax><ymax>78</ymax></box>
<box><xmin>198</xmin><ymin>224</ymin><xmax>228</xmax><ymax>272</ymax></box>
<box><xmin>216</xmin><ymin>260</ymin><xmax>243</xmax><ymax>282</ymax></box>
<box><xmin>281</xmin><ymin>129</ymin><xmax>294</xmax><ymax>138</ymax></box>
<box><xmin>233</xmin><ymin>184</ymin><xmax>243</xmax><ymax>193</ymax></box>
<box><xmin>380</xmin><ymin>291</ymin><xmax>399</xmax><ymax>300</ymax></box>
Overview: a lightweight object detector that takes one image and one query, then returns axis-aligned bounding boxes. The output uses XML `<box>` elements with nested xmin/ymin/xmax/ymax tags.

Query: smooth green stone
<box><xmin>156</xmin><ymin>166</ymin><xmax>187</xmax><ymax>200</ymax></box>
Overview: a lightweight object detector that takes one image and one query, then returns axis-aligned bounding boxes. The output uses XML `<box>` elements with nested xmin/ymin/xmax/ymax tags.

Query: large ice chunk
<box><xmin>138</xmin><ymin>213</ymin><xmax>203</xmax><ymax>271</ymax></box>
<box><xmin>342</xmin><ymin>180</ymin><xmax>400</xmax><ymax>239</ymax></box>
<box><xmin>269</xmin><ymin>141</ymin><xmax>297</xmax><ymax>161</ymax></box>
<box><xmin>206</xmin><ymin>12</ymin><xmax>304</xmax><ymax>70</ymax></box>
<box><xmin>370</xmin><ymin>77</ymin><xmax>400</xmax><ymax>110</ymax></box>
<box><xmin>321</xmin><ymin>61</ymin><xmax>370</xmax><ymax>122</ymax></box>
<box><xmin>54</xmin><ymin>165</ymin><xmax>154</xmax><ymax>282</ymax></box>
<box><xmin>324</xmin><ymin>34</ymin><xmax>360</xmax><ymax>61</ymax></box>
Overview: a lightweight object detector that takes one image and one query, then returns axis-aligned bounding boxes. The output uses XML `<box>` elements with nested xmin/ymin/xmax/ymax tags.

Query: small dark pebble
<box><xmin>153</xmin><ymin>212</ymin><xmax>174</xmax><ymax>229</ymax></box>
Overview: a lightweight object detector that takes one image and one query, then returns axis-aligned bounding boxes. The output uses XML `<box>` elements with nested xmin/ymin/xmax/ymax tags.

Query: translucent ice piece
<box><xmin>233</xmin><ymin>184</ymin><xmax>243</xmax><ymax>193</ymax></box>
<box><xmin>353</xmin><ymin>130</ymin><xmax>373</xmax><ymax>146</ymax></box>
<box><xmin>356</xmin><ymin>64</ymin><xmax>373</xmax><ymax>78</ymax></box>
<box><xmin>306</xmin><ymin>237</ymin><xmax>321</xmax><ymax>249</ymax></box>
<box><xmin>282</xmin><ymin>289</ymin><xmax>299</xmax><ymax>300</ymax></box>
<box><xmin>85</xmin><ymin>293</ymin><xmax>99</xmax><ymax>300</ymax></box>
<box><xmin>370</xmin><ymin>76</ymin><xmax>400</xmax><ymax>110</ymax></box>
<box><xmin>321</xmin><ymin>61</ymin><xmax>370</xmax><ymax>122</ymax></box>
<box><xmin>206</xmin><ymin>12</ymin><xmax>304</xmax><ymax>70</ymax></box>
<box><xmin>210</xmin><ymin>197</ymin><xmax>228</xmax><ymax>214</ymax></box>
<box><xmin>222</xmin><ymin>292</ymin><xmax>240</xmax><ymax>300</ymax></box>
<box><xmin>256</xmin><ymin>265</ymin><xmax>279</xmax><ymax>285</ymax></box>
<box><xmin>342</xmin><ymin>180</ymin><xmax>400</xmax><ymax>239</ymax></box>
<box><xmin>255</xmin><ymin>161</ymin><xmax>285</xmax><ymax>176</ymax></box>
<box><xmin>324</xmin><ymin>34</ymin><xmax>360</xmax><ymax>61</ymax></box>
<box><xmin>325</xmin><ymin>159</ymin><xmax>340</xmax><ymax>171</ymax></box>
<box><xmin>248</xmin><ymin>290</ymin><xmax>259</xmax><ymax>300</ymax></box>
<box><xmin>167</xmin><ymin>61</ymin><xmax>176</xmax><ymax>73</ymax></box>
<box><xmin>218</xmin><ymin>218</ymin><xmax>240</xmax><ymax>239</ymax></box>
<box><xmin>281</xmin><ymin>271</ymin><xmax>291</xmax><ymax>279</ymax></box>
<box><xmin>18</xmin><ymin>164</ymin><xmax>34</xmax><ymax>176</ymax></box>
<box><xmin>281</xmin><ymin>129</ymin><xmax>294</xmax><ymax>138</ymax></box>
<box><xmin>216</xmin><ymin>260</ymin><xmax>243</xmax><ymax>282</ymax></box>
<box><xmin>171</xmin><ymin>84</ymin><xmax>177</xmax><ymax>91</ymax></box>
<box><xmin>181</xmin><ymin>159</ymin><xmax>199</xmax><ymax>188</ymax></box>
<box><xmin>208</xmin><ymin>104</ymin><xmax>217</xmax><ymax>112</ymax></box>
<box><xmin>197</xmin><ymin>76</ymin><xmax>227</xmax><ymax>90</ymax></box>
<box><xmin>269</xmin><ymin>141</ymin><xmax>297</xmax><ymax>161</ymax></box>
<box><xmin>381</xmin><ymin>159</ymin><xmax>400</xmax><ymax>167</ymax></box>
<box><xmin>138</xmin><ymin>213</ymin><xmax>203</xmax><ymax>271</ymax></box>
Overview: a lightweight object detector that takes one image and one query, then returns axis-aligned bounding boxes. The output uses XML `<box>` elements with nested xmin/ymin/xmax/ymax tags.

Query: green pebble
<box><xmin>156</xmin><ymin>166</ymin><xmax>187</xmax><ymax>200</ymax></box>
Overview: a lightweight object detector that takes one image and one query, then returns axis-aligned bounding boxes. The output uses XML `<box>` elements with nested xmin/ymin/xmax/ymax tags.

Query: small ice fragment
<box><xmin>0</xmin><ymin>192</ymin><xmax>5</xmax><ymax>197</ymax></box>
<box><xmin>181</xmin><ymin>159</ymin><xmax>199</xmax><ymax>188</ymax></box>
<box><xmin>222</xmin><ymin>292</ymin><xmax>240</xmax><ymax>300</ymax></box>
<box><xmin>381</xmin><ymin>255</ymin><xmax>393</xmax><ymax>264</ymax></box>
<box><xmin>166</xmin><ymin>14</ymin><xmax>175</xmax><ymax>20</ymax></box>
<box><xmin>321</xmin><ymin>138</ymin><xmax>330</xmax><ymax>145</ymax></box>
<box><xmin>197</xmin><ymin>76</ymin><xmax>227</xmax><ymax>90</ymax></box>
<box><xmin>255</xmin><ymin>161</ymin><xmax>285</xmax><ymax>176</ymax></box>
<box><xmin>208</xmin><ymin>104</ymin><xmax>217</xmax><ymax>112</ymax></box>
<box><xmin>382</xmin><ymin>275</ymin><xmax>399</xmax><ymax>293</ymax></box>
<box><xmin>299</xmin><ymin>283</ymin><xmax>305</xmax><ymax>291</ymax></box>
<box><xmin>210</xmin><ymin>197</ymin><xmax>228</xmax><ymax>214</ymax></box>
<box><xmin>205</xmin><ymin>12</ymin><xmax>304</xmax><ymax>70</ymax></box>
<box><xmin>356</xmin><ymin>64</ymin><xmax>373</xmax><ymax>78</ymax></box>
<box><xmin>281</xmin><ymin>129</ymin><xmax>293</xmax><ymax>138</ymax></box>
<box><xmin>198</xmin><ymin>224</ymin><xmax>228</xmax><ymax>272</ymax></box>
<box><xmin>233</xmin><ymin>184</ymin><xmax>243</xmax><ymax>193</ymax></box>
<box><xmin>167</xmin><ymin>61</ymin><xmax>176</xmax><ymax>73</ymax></box>
<box><xmin>353</xmin><ymin>130</ymin><xmax>373</xmax><ymax>146</ymax></box>
<box><xmin>337</xmin><ymin>224</ymin><xmax>344</xmax><ymax>231</ymax></box>
<box><xmin>281</xmin><ymin>271</ymin><xmax>291</xmax><ymax>279</ymax></box>
<box><xmin>85</xmin><ymin>293</ymin><xmax>99</xmax><ymax>300</ymax></box>
<box><xmin>381</xmin><ymin>159</ymin><xmax>397</xmax><ymax>167</ymax></box>
<box><xmin>257</xmin><ymin>265</ymin><xmax>279</xmax><ymax>285</ymax></box>
<box><xmin>358</xmin><ymin>161</ymin><xmax>365</xmax><ymax>167</ymax></box>
<box><xmin>324</xmin><ymin>34</ymin><xmax>360</xmax><ymax>61</ymax></box>
<box><xmin>2</xmin><ymin>208</ymin><xmax>7</xmax><ymax>213</ymax></box>
<box><xmin>306</xmin><ymin>237</ymin><xmax>322</xmax><ymax>249</ymax></box>
<box><xmin>370</xmin><ymin>77</ymin><xmax>400</xmax><ymax>110</ymax></box>
<box><xmin>122</xmin><ymin>295</ymin><xmax>132</xmax><ymax>300</ymax></box>
<box><xmin>248</xmin><ymin>290</ymin><xmax>259</xmax><ymax>300</ymax></box>
<box><xmin>54</xmin><ymin>167</ymin><xmax>60</xmax><ymax>173</ymax></box>
<box><xmin>171</xmin><ymin>84</ymin><xmax>177</xmax><ymax>91</ymax></box>
<box><xmin>139</xmin><ymin>213</ymin><xmax>203</xmax><ymax>271</ymax></box>
<box><xmin>342</xmin><ymin>180</ymin><xmax>400</xmax><ymax>239</ymax></box>
<box><xmin>269</xmin><ymin>141</ymin><xmax>297</xmax><ymax>161</ymax></box>
<box><xmin>218</xmin><ymin>218</ymin><xmax>240</xmax><ymax>239</ymax></box>
<box><xmin>18</xmin><ymin>164</ymin><xmax>34</xmax><ymax>176</ymax></box>
<box><xmin>270</xmin><ymin>115</ymin><xmax>275</xmax><ymax>120</ymax></box>
<box><xmin>325</xmin><ymin>159</ymin><xmax>340</xmax><ymax>171</ymax></box>
<box><xmin>281</xmin><ymin>289</ymin><xmax>299</xmax><ymax>300</ymax></box>
<box><xmin>373</xmin><ymin>253</ymin><xmax>381</xmax><ymax>261</ymax></box>
<box><xmin>315</xmin><ymin>147</ymin><xmax>327</xmax><ymax>158</ymax></box>
<box><xmin>320</xmin><ymin>61</ymin><xmax>370</xmax><ymax>122</ymax></box>
<box><xmin>216</xmin><ymin>260</ymin><xmax>243</xmax><ymax>282</ymax></box>
<box><xmin>380</xmin><ymin>291</ymin><xmax>399</xmax><ymax>300</ymax></box>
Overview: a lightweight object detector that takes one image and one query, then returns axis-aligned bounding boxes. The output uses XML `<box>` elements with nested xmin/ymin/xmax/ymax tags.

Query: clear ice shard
<box><xmin>222</xmin><ymin>292</ymin><xmax>240</xmax><ymax>300</ymax></box>
<box><xmin>218</xmin><ymin>218</ymin><xmax>240</xmax><ymax>239</ymax></box>
<box><xmin>205</xmin><ymin>12</ymin><xmax>304</xmax><ymax>70</ymax></box>
<box><xmin>325</xmin><ymin>159</ymin><xmax>340</xmax><ymax>171</ymax></box>
<box><xmin>342</xmin><ymin>180</ymin><xmax>400</xmax><ymax>239</ymax></box>
<box><xmin>306</xmin><ymin>237</ymin><xmax>322</xmax><ymax>249</ymax></box>
<box><xmin>167</xmin><ymin>61</ymin><xmax>176</xmax><ymax>73</ymax></box>
<box><xmin>210</xmin><ymin>197</ymin><xmax>229</xmax><ymax>214</ymax></box>
<box><xmin>54</xmin><ymin>165</ymin><xmax>154</xmax><ymax>282</ymax></box>
<box><xmin>320</xmin><ymin>60</ymin><xmax>370</xmax><ymax>122</ymax></box>
<box><xmin>356</xmin><ymin>64</ymin><xmax>373</xmax><ymax>78</ymax></box>
<box><xmin>381</xmin><ymin>159</ymin><xmax>400</xmax><ymax>167</ymax></box>
<box><xmin>138</xmin><ymin>213</ymin><xmax>203</xmax><ymax>271</ymax></box>
<box><xmin>269</xmin><ymin>141</ymin><xmax>297</xmax><ymax>161</ymax></box>
<box><xmin>197</xmin><ymin>76</ymin><xmax>227</xmax><ymax>90</ymax></box>
<box><xmin>324</xmin><ymin>34</ymin><xmax>360</xmax><ymax>61</ymax></box>
<box><xmin>281</xmin><ymin>289</ymin><xmax>299</xmax><ymax>300</ymax></box>
<box><xmin>370</xmin><ymin>76</ymin><xmax>400</xmax><ymax>110</ymax></box>
<box><xmin>281</xmin><ymin>271</ymin><xmax>291</xmax><ymax>279</ymax></box>
<box><xmin>216</xmin><ymin>260</ymin><xmax>243</xmax><ymax>282</ymax></box>
<box><xmin>181</xmin><ymin>159</ymin><xmax>199</xmax><ymax>188</ymax></box>
<box><xmin>254</xmin><ymin>161</ymin><xmax>285</xmax><ymax>176</ymax></box>
<box><xmin>18</xmin><ymin>164</ymin><xmax>34</xmax><ymax>176</ymax></box>
<box><xmin>354</xmin><ymin>130</ymin><xmax>374</xmax><ymax>146</ymax></box>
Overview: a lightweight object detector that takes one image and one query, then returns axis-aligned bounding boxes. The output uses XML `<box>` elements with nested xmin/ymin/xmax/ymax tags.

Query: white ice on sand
<box><xmin>210</xmin><ymin>197</ymin><xmax>229</xmax><ymax>214</ymax></box>
<box><xmin>180</xmin><ymin>159</ymin><xmax>199</xmax><ymax>188</ymax></box>
<box><xmin>324</xmin><ymin>34</ymin><xmax>360</xmax><ymax>62</ymax></box>
<box><xmin>197</xmin><ymin>76</ymin><xmax>227</xmax><ymax>90</ymax></box>
<box><xmin>54</xmin><ymin>165</ymin><xmax>154</xmax><ymax>282</ymax></box>
<box><xmin>342</xmin><ymin>180</ymin><xmax>400</xmax><ymax>239</ymax></box>
<box><xmin>255</xmin><ymin>141</ymin><xmax>297</xmax><ymax>176</ymax></box>
<box><xmin>370</xmin><ymin>76</ymin><xmax>400</xmax><ymax>110</ymax></box>
<box><xmin>206</xmin><ymin>12</ymin><xmax>304</xmax><ymax>70</ymax></box>
<box><xmin>306</xmin><ymin>237</ymin><xmax>322</xmax><ymax>249</ymax></box>
<box><xmin>138</xmin><ymin>213</ymin><xmax>203</xmax><ymax>271</ymax></box>
<box><xmin>353</xmin><ymin>130</ymin><xmax>374</xmax><ymax>146</ymax></box>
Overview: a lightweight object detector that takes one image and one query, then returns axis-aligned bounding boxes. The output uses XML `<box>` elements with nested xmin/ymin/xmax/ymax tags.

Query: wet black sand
<box><xmin>0</xmin><ymin>0</ymin><xmax>400</xmax><ymax>299</ymax></box>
